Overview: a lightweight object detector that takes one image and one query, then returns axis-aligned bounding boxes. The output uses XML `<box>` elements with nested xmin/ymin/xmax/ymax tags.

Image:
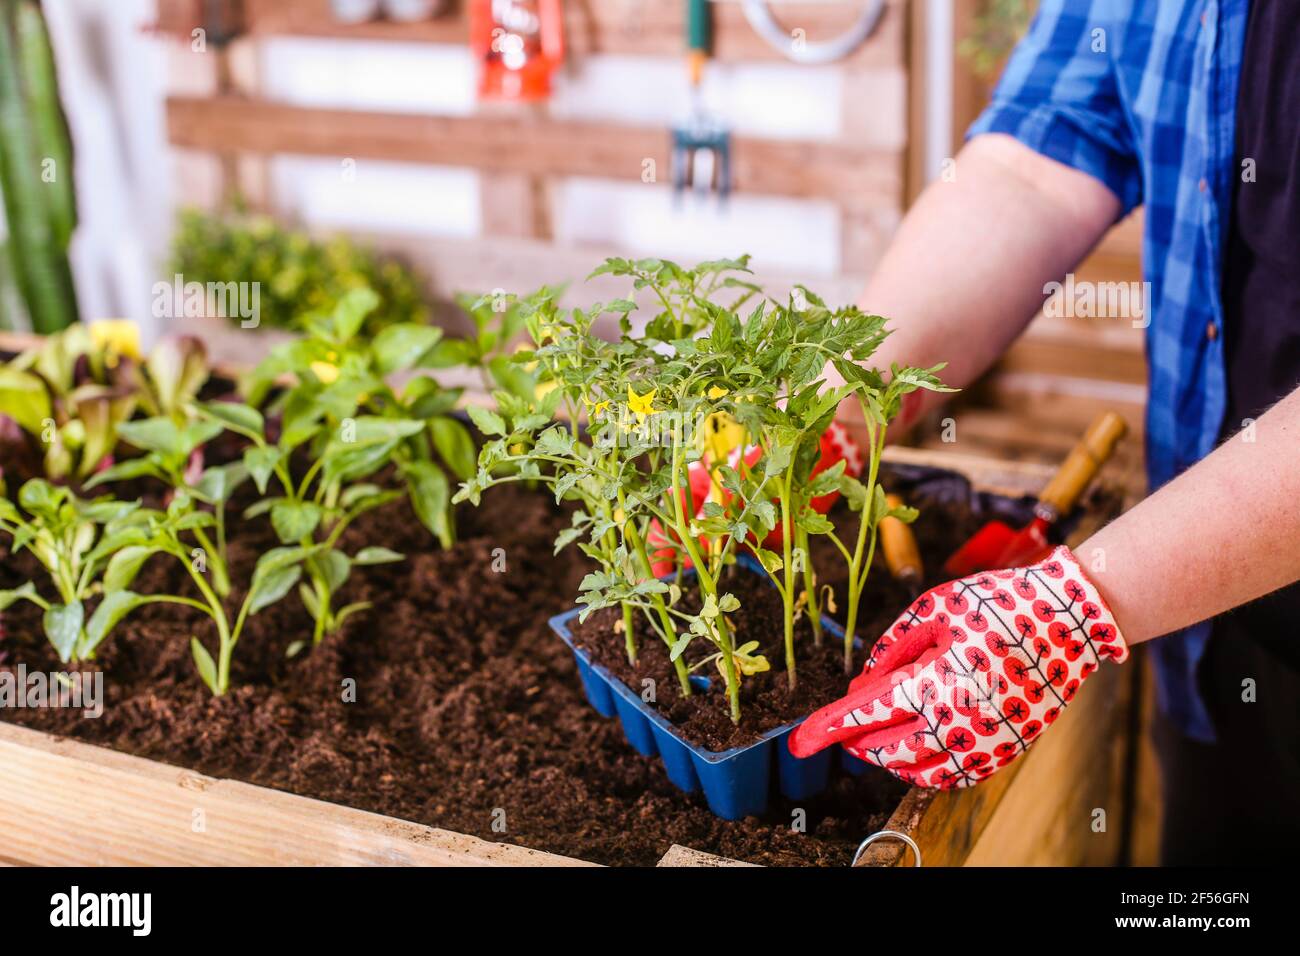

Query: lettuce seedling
<box><xmin>0</xmin><ymin>324</ymin><xmax>137</xmax><ymax>482</ymax></box>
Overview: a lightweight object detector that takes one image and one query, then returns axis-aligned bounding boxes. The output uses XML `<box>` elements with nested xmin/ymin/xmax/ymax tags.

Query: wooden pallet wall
<box><xmin>156</xmin><ymin>0</ymin><xmax>911</xmax><ymax>302</ymax></box>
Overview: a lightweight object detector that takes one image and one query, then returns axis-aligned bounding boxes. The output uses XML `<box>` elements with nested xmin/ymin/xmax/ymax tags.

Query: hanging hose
<box><xmin>736</xmin><ymin>0</ymin><xmax>885</xmax><ymax>65</ymax></box>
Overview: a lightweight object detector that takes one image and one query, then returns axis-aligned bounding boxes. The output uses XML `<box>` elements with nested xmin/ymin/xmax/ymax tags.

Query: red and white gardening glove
<box><xmin>788</xmin><ymin>546</ymin><xmax>1128</xmax><ymax>789</ymax></box>
<box><xmin>646</xmin><ymin>422</ymin><xmax>863</xmax><ymax>576</ymax></box>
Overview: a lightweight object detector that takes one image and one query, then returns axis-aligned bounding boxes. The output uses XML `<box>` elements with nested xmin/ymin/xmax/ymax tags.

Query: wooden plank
<box><xmin>1127</xmin><ymin>651</ymin><xmax>1164</xmax><ymax>865</ymax></box>
<box><xmin>964</xmin><ymin>660</ymin><xmax>1130</xmax><ymax>865</ymax></box>
<box><xmin>0</xmin><ymin>722</ymin><xmax>594</xmax><ymax>867</ymax></box>
<box><xmin>165</xmin><ymin>96</ymin><xmax>903</xmax><ymax>205</ymax></box>
<box><xmin>657</xmin><ymin>845</ymin><xmax>757</xmax><ymax>867</ymax></box>
<box><xmin>480</xmin><ymin>170</ymin><xmax>551</xmax><ymax>240</ymax></box>
<box><xmin>229</xmin><ymin>0</ymin><xmax>906</xmax><ymax>68</ymax></box>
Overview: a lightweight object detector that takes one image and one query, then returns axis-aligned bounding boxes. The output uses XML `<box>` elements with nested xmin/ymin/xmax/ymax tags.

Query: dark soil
<box><xmin>0</xmin><ymin>459</ymin><xmax>1020</xmax><ymax>866</ymax></box>
<box><xmin>575</xmin><ymin>571</ymin><xmax>873</xmax><ymax>752</ymax></box>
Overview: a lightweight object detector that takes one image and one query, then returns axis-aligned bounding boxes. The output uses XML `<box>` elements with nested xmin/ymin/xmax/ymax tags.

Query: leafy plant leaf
<box><xmin>402</xmin><ymin>460</ymin><xmax>452</xmax><ymax>548</ymax></box>
<box><xmin>466</xmin><ymin>405</ymin><xmax>507</xmax><ymax>438</ymax></box>
<box><xmin>83</xmin><ymin>591</ymin><xmax>151</xmax><ymax>657</ymax></box>
<box><xmin>190</xmin><ymin>638</ymin><xmax>219</xmax><ymax>694</ymax></box>
<box><xmin>43</xmin><ymin>601</ymin><xmax>84</xmax><ymax>663</ymax></box>
<box><xmin>270</xmin><ymin>501</ymin><xmax>323</xmax><ymax>544</ymax></box>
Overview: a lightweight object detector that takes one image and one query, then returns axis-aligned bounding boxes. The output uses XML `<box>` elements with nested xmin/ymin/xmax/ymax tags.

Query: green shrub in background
<box><xmin>169</xmin><ymin>208</ymin><xmax>430</xmax><ymax>336</ymax></box>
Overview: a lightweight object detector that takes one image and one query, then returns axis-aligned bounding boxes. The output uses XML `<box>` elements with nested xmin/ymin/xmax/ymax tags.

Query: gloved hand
<box><xmin>788</xmin><ymin>545</ymin><xmax>1128</xmax><ymax>789</ymax></box>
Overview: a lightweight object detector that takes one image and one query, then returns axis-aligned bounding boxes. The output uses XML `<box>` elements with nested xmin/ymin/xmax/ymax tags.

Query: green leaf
<box><xmin>243</xmin><ymin>445</ymin><xmax>282</xmax><ymax>495</ymax></box>
<box><xmin>104</xmin><ymin>545</ymin><xmax>156</xmax><ymax>592</ymax></box>
<box><xmin>18</xmin><ymin>478</ymin><xmax>62</xmax><ymax>518</ymax></box>
<box><xmin>83</xmin><ymin>591</ymin><xmax>150</xmax><ymax>657</ymax></box>
<box><xmin>82</xmin><ymin>457</ymin><xmax>161</xmax><ymax>489</ymax></box>
<box><xmin>402</xmin><ymin>460</ymin><xmax>452</xmax><ymax>549</ymax></box>
<box><xmin>0</xmin><ymin>582</ymin><xmax>39</xmax><ymax>612</ymax></box>
<box><xmin>248</xmin><ymin>564</ymin><xmax>303</xmax><ymax>616</ymax></box>
<box><xmin>43</xmin><ymin>601</ymin><xmax>84</xmax><ymax>663</ymax></box>
<box><xmin>353</xmin><ymin>546</ymin><xmax>404</xmax><ymax>565</ymax></box>
<box><xmin>344</xmin><ymin>417</ymin><xmax>426</xmax><ymax>445</ymax></box>
<box><xmin>430</xmin><ymin>417</ymin><xmax>478</xmax><ymax>482</ymax></box>
<box><xmin>196</xmin><ymin>400</ymin><xmax>264</xmax><ymax>439</ymax></box>
<box><xmin>668</xmin><ymin>633</ymin><xmax>693</xmax><ymax>662</ymax></box>
<box><xmin>190</xmin><ymin>638</ymin><xmax>219</xmax><ymax>694</ymax></box>
<box><xmin>115</xmin><ymin>417</ymin><xmax>181</xmax><ymax>455</ymax></box>
<box><xmin>333</xmin><ymin>601</ymin><xmax>372</xmax><ymax>630</ymax></box>
<box><xmin>314</xmin><ymin>549</ymin><xmax>352</xmax><ymax>592</ymax></box>
<box><xmin>372</xmin><ymin>323</ymin><xmax>443</xmax><ymax>375</ymax></box>
<box><xmin>466</xmin><ymin>405</ymin><xmax>507</xmax><ymax>438</ymax></box>
<box><xmin>0</xmin><ymin>366</ymin><xmax>53</xmax><ymax>434</ymax></box>
<box><xmin>270</xmin><ymin>501</ymin><xmax>323</xmax><ymax>544</ymax></box>
<box><xmin>838</xmin><ymin>475</ymin><xmax>868</xmax><ymax>512</ymax></box>
<box><xmin>297</xmin><ymin>582</ymin><xmax>321</xmax><ymax>621</ymax></box>
<box><xmin>753</xmin><ymin>548</ymin><xmax>784</xmax><ymax>575</ymax></box>
<box><xmin>330</xmin><ymin>287</ymin><xmax>381</xmax><ymax>342</ymax></box>
<box><xmin>194</xmin><ymin>462</ymin><xmax>248</xmax><ymax>504</ymax></box>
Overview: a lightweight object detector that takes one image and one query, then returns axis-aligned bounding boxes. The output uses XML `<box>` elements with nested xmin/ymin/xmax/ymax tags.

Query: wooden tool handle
<box><xmin>879</xmin><ymin>494</ymin><xmax>923</xmax><ymax>583</ymax></box>
<box><xmin>1037</xmin><ymin>412</ymin><xmax>1128</xmax><ymax>516</ymax></box>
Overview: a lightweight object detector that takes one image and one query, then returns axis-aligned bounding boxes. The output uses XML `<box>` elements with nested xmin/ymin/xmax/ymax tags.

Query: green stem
<box><xmin>798</xmin><ymin>526</ymin><xmax>823</xmax><ymax>646</ymax></box>
<box><xmin>620</xmin><ymin>490</ymin><xmax>691</xmax><ymax>697</ymax></box>
<box><xmin>780</xmin><ymin>464</ymin><xmax>796</xmax><ymax>692</ymax></box>
<box><xmin>669</xmin><ymin>432</ymin><xmax>737</xmax><ymax>723</ymax></box>
<box><xmin>842</xmin><ymin>410</ymin><xmax>887</xmax><ymax>674</ymax></box>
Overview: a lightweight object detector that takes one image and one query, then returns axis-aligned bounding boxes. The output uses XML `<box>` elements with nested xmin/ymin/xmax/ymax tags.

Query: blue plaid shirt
<box><xmin>969</xmin><ymin>0</ymin><xmax>1252</xmax><ymax>742</ymax></box>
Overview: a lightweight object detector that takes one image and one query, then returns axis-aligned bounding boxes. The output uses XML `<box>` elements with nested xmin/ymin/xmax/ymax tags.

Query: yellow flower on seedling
<box><xmin>627</xmin><ymin>385</ymin><xmax>657</xmax><ymax>422</ymax></box>
<box><xmin>88</xmin><ymin>319</ymin><xmax>141</xmax><ymax>368</ymax></box>
<box><xmin>699</xmin><ymin>411</ymin><xmax>745</xmax><ymax>464</ymax></box>
<box><xmin>583</xmin><ymin>394</ymin><xmax>612</xmax><ymax>419</ymax></box>
<box><xmin>706</xmin><ymin>384</ymin><xmax>729</xmax><ymax>400</ymax></box>
<box><xmin>310</xmin><ymin>360</ymin><xmax>340</xmax><ymax>385</ymax></box>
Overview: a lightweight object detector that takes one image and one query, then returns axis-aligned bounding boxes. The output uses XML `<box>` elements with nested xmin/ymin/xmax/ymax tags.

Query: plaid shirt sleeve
<box><xmin>967</xmin><ymin>0</ymin><xmax>1143</xmax><ymax>217</ymax></box>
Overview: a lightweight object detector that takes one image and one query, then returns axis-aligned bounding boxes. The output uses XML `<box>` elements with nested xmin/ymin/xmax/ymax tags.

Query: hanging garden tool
<box><xmin>672</xmin><ymin>0</ymin><xmax>730</xmax><ymax>202</ymax></box>
<box><xmin>738</xmin><ymin>0</ymin><xmax>884</xmax><ymax>64</ymax></box>
<box><xmin>943</xmin><ymin>412</ymin><xmax>1129</xmax><ymax>576</ymax></box>
<box><xmin>469</xmin><ymin>0</ymin><xmax>565</xmax><ymax>102</ymax></box>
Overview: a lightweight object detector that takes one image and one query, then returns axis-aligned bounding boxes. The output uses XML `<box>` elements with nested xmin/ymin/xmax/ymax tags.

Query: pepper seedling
<box><xmin>245</xmin><ymin>286</ymin><xmax>476</xmax><ymax>549</ymax></box>
<box><xmin>188</xmin><ymin>398</ymin><xmax>407</xmax><ymax>651</ymax></box>
<box><xmin>0</xmin><ymin>478</ymin><xmax>156</xmax><ymax>663</ymax></box>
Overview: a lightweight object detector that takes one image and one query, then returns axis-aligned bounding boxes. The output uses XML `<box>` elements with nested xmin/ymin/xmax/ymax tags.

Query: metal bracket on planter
<box><xmin>737</xmin><ymin>0</ymin><xmax>885</xmax><ymax>65</ymax></box>
<box><xmin>852</xmin><ymin>829</ymin><xmax>922</xmax><ymax>867</ymax></box>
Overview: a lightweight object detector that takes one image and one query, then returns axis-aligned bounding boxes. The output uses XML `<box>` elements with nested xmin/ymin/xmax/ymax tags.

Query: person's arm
<box><xmin>831</xmin><ymin>133</ymin><xmax>1121</xmax><ymax>445</ymax></box>
<box><xmin>1082</xmin><ymin>387</ymin><xmax>1300</xmax><ymax>645</ymax></box>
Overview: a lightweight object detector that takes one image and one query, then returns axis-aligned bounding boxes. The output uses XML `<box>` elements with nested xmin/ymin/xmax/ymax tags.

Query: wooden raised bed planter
<box><xmin>0</xmin><ymin>445</ymin><xmax>1134</xmax><ymax>867</ymax></box>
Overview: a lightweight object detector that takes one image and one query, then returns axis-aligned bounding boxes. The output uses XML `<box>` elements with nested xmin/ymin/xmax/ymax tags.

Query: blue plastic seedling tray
<box><xmin>549</xmin><ymin>556</ymin><xmax>865</xmax><ymax>820</ymax></box>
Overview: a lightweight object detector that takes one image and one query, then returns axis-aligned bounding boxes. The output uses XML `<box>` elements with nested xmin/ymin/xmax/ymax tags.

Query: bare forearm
<box><xmin>1083</xmin><ymin>387</ymin><xmax>1300</xmax><ymax>645</ymax></box>
<box><xmin>837</xmin><ymin>134</ymin><xmax>1121</xmax><ymax>437</ymax></box>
